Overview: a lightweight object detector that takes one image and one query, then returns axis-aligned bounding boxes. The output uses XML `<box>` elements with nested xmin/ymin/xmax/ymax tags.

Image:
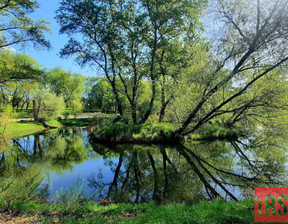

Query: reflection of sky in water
<box><xmin>41</xmin><ymin>157</ymin><xmax>120</xmax><ymax>200</ymax></box>
<box><xmin>3</xmin><ymin>128</ymin><xmax>288</xmax><ymax>203</ymax></box>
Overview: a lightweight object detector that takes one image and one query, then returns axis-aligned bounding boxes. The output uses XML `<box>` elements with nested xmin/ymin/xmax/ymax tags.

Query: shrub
<box><xmin>0</xmin><ymin>105</ymin><xmax>16</xmax><ymax>135</ymax></box>
<box><xmin>93</xmin><ymin>123</ymin><xmax>178</xmax><ymax>143</ymax></box>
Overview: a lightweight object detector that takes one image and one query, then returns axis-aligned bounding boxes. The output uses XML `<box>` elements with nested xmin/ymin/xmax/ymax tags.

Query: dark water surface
<box><xmin>0</xmin><ymin>128</ymin><xmax>287</xmax><ymax>204</ymax></box>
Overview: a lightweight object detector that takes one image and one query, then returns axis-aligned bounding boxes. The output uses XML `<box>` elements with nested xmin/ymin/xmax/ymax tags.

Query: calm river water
<box><xmin>0</xmin><ymin>128</ymin><xmax>287</xmax><ymax>204</ymax></box>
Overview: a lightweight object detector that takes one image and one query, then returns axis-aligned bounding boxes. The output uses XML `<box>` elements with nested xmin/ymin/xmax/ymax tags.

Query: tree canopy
<box><xmin>0</xmin><ymin>0</ymin><xmax>51</xmax><ymax>50</ymax></box>
<box><xmin>56</xmin><ymin>0</ymin><xmax>206</xmax><ymax>124</ymax></box>
<box><xmin>1</xmin><ymin>0</ymin><xmax>288</xmax><ymax>140</ymax></box>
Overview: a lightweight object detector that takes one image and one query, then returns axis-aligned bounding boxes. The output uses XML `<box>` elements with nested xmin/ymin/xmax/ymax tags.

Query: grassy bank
<box><xmin>0</xmin><ymin>121</ymin><xmax>46</xmax><ymax>139</ymax></box>
<box><xmin>0</xmin><ymin>117</ymin><xmax>115</xmax><ymax>140</ymax></box>
<box><xmin>1</xmin><ymin>199</ymin><xmax>254</xmax><ymax>223</ymax></box>
<box><xmin>1</xmin><ymin>119</ymin><xmax>239</xmax><ymax>143</ymax></box>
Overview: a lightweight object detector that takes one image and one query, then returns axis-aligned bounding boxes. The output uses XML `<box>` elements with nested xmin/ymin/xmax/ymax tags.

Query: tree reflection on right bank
<box><xmin>90</xmin><ymin>134</ymin><xmax>287</xmax><ymax>205</ymax></box>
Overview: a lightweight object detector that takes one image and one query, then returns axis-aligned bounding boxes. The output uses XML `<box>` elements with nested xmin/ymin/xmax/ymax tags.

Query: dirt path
<box><xmin>0</xmin><ymin>213</ymin><xmax>39</xmax><ymax>224</ymax></box>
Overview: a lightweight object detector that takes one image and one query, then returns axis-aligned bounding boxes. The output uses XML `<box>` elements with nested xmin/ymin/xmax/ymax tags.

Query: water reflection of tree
<box><xmin>0</xmin><ymin>128</ymin><xmax>92</xmax><ymax>202</ymax></box>
<box><xmin>90</xmin><ymin>137</ymin><xmax>287</xmax><ymax>204</ymax></box>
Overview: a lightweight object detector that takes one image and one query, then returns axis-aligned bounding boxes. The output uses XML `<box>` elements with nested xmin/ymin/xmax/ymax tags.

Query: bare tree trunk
<box><xmin>26</xmin><ymin>101</ymin><xmax>30</xmax><ymax>110</ymax></box>
<box><xmin>111</xmin><ymin>82</ymin><xmax>123</xmax><ymax>117</ymax></box>
<box><xmin>140</xmin><ymin>26</ymin><xmax>158</xmax><ymax>124</ymax></box>
<box><xmin>33</xmin><ymin>100</ymin><xmax>41</xmax><ymax>122</ymax></box>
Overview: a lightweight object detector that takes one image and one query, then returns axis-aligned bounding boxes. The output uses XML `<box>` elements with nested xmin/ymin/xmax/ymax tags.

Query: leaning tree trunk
<box><xmin>140</xmin><ymin>27</ymin><xmax>158</xmax><ymax>124</ymax></box>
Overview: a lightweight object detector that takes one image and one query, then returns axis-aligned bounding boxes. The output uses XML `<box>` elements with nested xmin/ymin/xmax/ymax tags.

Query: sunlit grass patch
<box><xmin>0</xmin><ymin>121</ymin><xmax>45</xmax><ymax>139</ymax></box>
<box><xmin>0</xmin><ymin>199</ymin><xmax>254</xmax><ymax>223</ymax></box>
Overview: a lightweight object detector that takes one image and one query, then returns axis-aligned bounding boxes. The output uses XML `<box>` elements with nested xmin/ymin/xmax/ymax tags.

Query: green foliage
<box><xmin>94</xmin><ymin>123</ymin><xmax>177</xmax><ymax>143</ymax></box>
<box><xmin>82</xmin><ymin>109</ymin><xmax>102</xmax><ymax>113</ymax></box>
<box><xmin>0</xmin><ymin>52</ymin><xmax>44</xmax><ymax>84</ymax></box>
<box><xmin>70</xmin><ymin>100</ymin><xmax>83</xmax><ymax>117</ymax></box>
<box><xmin>95</xmin><ymin>123</ymin><xmax>142</xmax><ymax>142</ymax></box>
<box><xmin>14</xmin><ymin>110</ymin><xmax>34</xmax><ymax>118</ymax></box>
<box><xmin>32</xmin><ymin>88</ymin><xmax>66</xmax><ymax>121</ymax></box>
<box><xmin>86</xmin><ymin>79</ymin><xmax>118</xmax><ymax>113</ymax></box>
<box><xmin>0</xmin><ymin>105</ymin><xmax>16</xmax><ymax>135</ymax></box>
<box><xmin>0</xmin><ymin>175</ymin><xmax>43</xmax><ymax>212</ymax></box>
<box><xmin>56</xmin><ymin>178</ymin><xmax>85</xmax><ymax>207</ymax></box>
<box><xmin>59</xmin><ymin>117</ymin><xmax>114</xmax><ymax>127</ymax></box>
<box><xmin>46</xmin><ymin>68</ymin><xmax>85</xmax><ymax>112</ymax></box>
<box><xmin>56</xmin><ymin>0</ymin><xmax>207</xmax><ymax>123</ymax></box>
<box><xmin>133</xmin><ymin>123</ymin><xmax>178</xmax><ymax>142</ymax></box>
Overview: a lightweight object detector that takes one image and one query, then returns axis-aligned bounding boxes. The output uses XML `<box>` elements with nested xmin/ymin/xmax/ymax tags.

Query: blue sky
<box><xmin>16</xmin><ymin>0</ymin><xmax>94</xmax><ymax>77</ymax></box>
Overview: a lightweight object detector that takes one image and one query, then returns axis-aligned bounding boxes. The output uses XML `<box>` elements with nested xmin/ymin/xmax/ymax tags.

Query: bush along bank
<box><xmin>90</xmin><ymin>123</ymin><xmax>179</xmax><ymax>144</ymax></box>
<box><xmin>90</xmin><ymin>123</ymin><xmax>239</xmax><ymax>144</ymax></box>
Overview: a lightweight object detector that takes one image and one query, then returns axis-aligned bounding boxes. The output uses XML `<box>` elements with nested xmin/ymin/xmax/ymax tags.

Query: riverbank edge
<box><xmin>0</xmin><ymin>198</ymin><xmax>254</xmax><ymax>223</ymax></box>
<box><xmin>0</xmin><ymin>118</ymin><xmax>98</xmax><ymax>140</ymax></box>
<box><xmin>90</xmin><ymin>123</ymin><xmax>240</xmax><ymax>144</ymax></box>
<box><xmin>1</xmin><ymin>119</ymin><xmax>241</xmax><ymax>144</ymax></box>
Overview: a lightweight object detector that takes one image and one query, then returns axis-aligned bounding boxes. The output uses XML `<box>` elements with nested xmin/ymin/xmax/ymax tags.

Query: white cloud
<box><xmin>3</xmin><ymin>46</ymin><xmax>17</xmax><ymax>52</ymax></box>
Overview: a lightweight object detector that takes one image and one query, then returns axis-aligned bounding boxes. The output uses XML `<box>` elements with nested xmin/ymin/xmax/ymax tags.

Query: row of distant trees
<box><xmin>0</xmin><ymin>50</ymin><xmax>121</xmax><ymax>125</ymax></box>
<box><xmin>0</xmin><ymin>51</ymin><xmax>85</xmax><ymax>120</ymax></box>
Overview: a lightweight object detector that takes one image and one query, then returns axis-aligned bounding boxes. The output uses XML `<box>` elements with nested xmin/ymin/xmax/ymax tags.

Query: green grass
<box><xmin>14</xmin><ymin>109</ymin><xmax>34</xmax><ymax>118</ymax></box>
<box><xmin>0</xmin><ymin>117</ymin><xmax>114</xmax><ymax>141</ymax></box>
<box><xmin>46</xmin><ymin>120</ymin><xmax>63</xmax><ymax>127</ymax></box>
<box><xmin>2</xmin><ymin>198</ymin><xmax>254</xmax><ymax>223</ymax></box>
<box><xmin>59</xmin><ymin>117</ymin><xmax>114</xmax><ymax>127</ymax></box>
<box><xmin>0</xmin><ymin>121</ymin><xmax>46</xmax><ymax>139</ymax></box>
<box><xmin>93</xmin><ymin>123</ymin><xmax>178</xmax><ymax>143</ymax></box>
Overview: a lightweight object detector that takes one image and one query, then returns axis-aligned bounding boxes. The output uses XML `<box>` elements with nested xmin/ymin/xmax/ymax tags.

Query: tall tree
<box><xmin>56</xmin><ymin>0</ymin><xmax>124</xmax><ymax>117</ymax></box>
<box><xmin>174</xmin><ymin>0</ymin><xmax>288</xmax><ymax>137</ymax></box>
<box><xmin>56</xmin><ymin>0</ymin><xmax>206</xmax><ymax>123</ymax></box>
<box><xmin>139</xmin><ymin>0</ymin><xmax>205</xmax><ymax>124</ymax></box>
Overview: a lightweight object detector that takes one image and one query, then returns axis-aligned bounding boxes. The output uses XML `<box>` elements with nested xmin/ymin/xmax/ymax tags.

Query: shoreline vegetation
<box><xmin>0</xmin><ymin>198</ymin><xmax>254</xmax><ymax>223</ymax></box>
<box><xmin>1</xmin><ymin>0</ymin><xmax>288</xmax><ymax>223</ymax></box>
<box><xmin>91</xmin><ymin>123</ymin><xmax>239</xmax><ymax>144</ymax></box>
<box><xmin>0</xmin><ymin>114</ymin><xmax>115</xmax><ymax>140</ymax></box>
<box><xmin>0</xmin><ymin>119</ymin><xmax>253</xmax><ymax>224</ymax></box>
<box><xmin>0</xmin><ymin>117</ymin><xmax>251</xmax><ymax>224</ymax></box>
<box><xmin>0</xmin><ymin>116</ymin><xmax>240</xmax><ymax>143</ymax></box>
